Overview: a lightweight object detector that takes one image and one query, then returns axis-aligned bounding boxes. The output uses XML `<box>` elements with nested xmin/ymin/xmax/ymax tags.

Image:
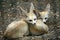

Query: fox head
<box><xmin>20</xmin><ymin>3</ymin><xmax>37</xmax><ymax>24</ymax></box>
<box><xmin>39</xmin><ymin>3</ymin><xmax>50</xmax><ymax>22</ymax></box>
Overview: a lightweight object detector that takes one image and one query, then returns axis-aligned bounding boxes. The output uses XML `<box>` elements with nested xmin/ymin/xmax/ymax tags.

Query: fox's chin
<box><xmin>32</xmin><ymin>22</ymin><xmax>37</xmax><ymax>24</ymax></box>
<box><xmin>43</xmin><ymin>20</ymin><xmax>47</xmax><ymax>23</ymax></box>
<box><xmin>43</xmin><ymin>21</ymin><xmax>46</xmax><ymax>23</ymax></box>
<box><xmin>27</xmin><ymin>22</ymin><xmax>36</xmax><ymax>25</ymax></box>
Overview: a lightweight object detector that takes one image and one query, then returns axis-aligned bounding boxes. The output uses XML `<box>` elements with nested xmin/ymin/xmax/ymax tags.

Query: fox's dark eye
<box><xmin>34</xmin><ymin>19</ymin><xmax>36</xmax><ymax>20</ymax></box>
<box><xmin>29</xmin><ymin>20</ymin><xmax>32</xmax><ymax>21</ymax></box>
<box><xmin>45</xmin><ymin>18</ymin><xmax>47</xmax><ymax>19</ymax></box>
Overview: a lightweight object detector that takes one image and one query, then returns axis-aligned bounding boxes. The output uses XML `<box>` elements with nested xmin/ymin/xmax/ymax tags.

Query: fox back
<box><xmin>4</xmin><ymin>20</ymin><xmax>29</xmax><ymax>38</ymax></box>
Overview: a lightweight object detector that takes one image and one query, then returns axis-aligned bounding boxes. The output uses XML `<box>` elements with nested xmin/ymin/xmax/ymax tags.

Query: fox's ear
<box><xmin>20</xmin><ymin>7</ymin><xmax>28</xmax><ymax>17</ymax></box>
<box><xmin>30</xmin><ymin>2</ymin><xmax>35</xmax><ymax>13</ymax></box>
<box><xmin>45</xmin><ymin>3</ymin><xmax>50</xmax><ymax>12</ymax></box>
<box><xmin>20</xmin><ymin>7</ymin><xmax>27</xmax><ymax>14</ymax></box>
<box><xmin>33</xmin><ymin>10</ymin><xmax>40</xmax><ymax>18</ymax></box>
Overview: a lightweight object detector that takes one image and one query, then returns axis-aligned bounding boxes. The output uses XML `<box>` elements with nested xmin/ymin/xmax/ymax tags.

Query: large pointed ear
<box><xmin>30</xmin><ymin>2</ymin><xmax>35</xmax><ymax>13</ymax></box>
<box><xmin>34</xmin><ymin>10</ymin><xmax>40</xmax><ymax>17</ymax></box>
<box><xmin>20</xmin><ymin>7</ymin><xmax>28</xmax><ymax>18</ymax></box>
<box><xmin>45</xmin><ymin>3</ymin><xmax>50</xmax><ymax>12</ymax></box>
<box><xmin>20</xmin><ymin>7</ymin><xmax>27</xmax><ymax>14</ymax></box>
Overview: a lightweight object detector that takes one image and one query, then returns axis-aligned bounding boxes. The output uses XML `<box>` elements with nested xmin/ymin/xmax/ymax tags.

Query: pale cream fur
<box><xmin>4</xmin><ymin>19</ymin><xmax>29</xmax><ymax>38</ymax></box>
<box><xmin>30</xmin><ymin>19</ymin><xmax>49</xmax><ymax>35</ymax></box>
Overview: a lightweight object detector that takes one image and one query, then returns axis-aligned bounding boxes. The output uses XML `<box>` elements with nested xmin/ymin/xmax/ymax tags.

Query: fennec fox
<box><xmin>4</xmin><ymin>3</ymin><xmax>37</xmax><ymax>39</ymax></box>
<box><xmin>29</xmin><ymin>19</ymin><xmax>49</xmax><ymax>36</ymax></box>
<box><xmin>39</xmin><ymin>4</ymin><xmax>50</xmax><ymax>22</ymax></box>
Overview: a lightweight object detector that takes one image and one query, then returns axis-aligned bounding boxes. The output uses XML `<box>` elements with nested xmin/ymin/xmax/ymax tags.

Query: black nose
<box><xmin>34</xmin><ymin>23</ymin><xmax>36</xmax><ymax>25</ymax></box>
<box><xmin>44</xmin><ymin>22</ymin><xmax>46</xmax><ymax>24</ymax></box>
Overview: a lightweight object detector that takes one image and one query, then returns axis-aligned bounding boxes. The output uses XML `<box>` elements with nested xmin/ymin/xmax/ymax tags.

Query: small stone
<box><xmin>58</xmin><ymin>36</ymin><xmax>60</xmax><ymax>38</ymax></box>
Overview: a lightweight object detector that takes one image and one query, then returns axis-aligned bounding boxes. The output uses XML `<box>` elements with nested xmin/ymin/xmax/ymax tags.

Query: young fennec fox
<box><xmin>29</xmin><ymin>19</ymin><xmax>49</xmax><ymax>36</ymax></box>
<box><xmin>4</xmin><ymin>3</ymin><xmax>37</xmax><ymax>39</ymax></box>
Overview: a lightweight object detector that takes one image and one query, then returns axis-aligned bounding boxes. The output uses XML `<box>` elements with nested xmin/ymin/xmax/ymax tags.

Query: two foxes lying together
<box><xmin>4</xmin><ymin>3</ymin><xmax>50</xmax><ymax>39</ymax></box>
